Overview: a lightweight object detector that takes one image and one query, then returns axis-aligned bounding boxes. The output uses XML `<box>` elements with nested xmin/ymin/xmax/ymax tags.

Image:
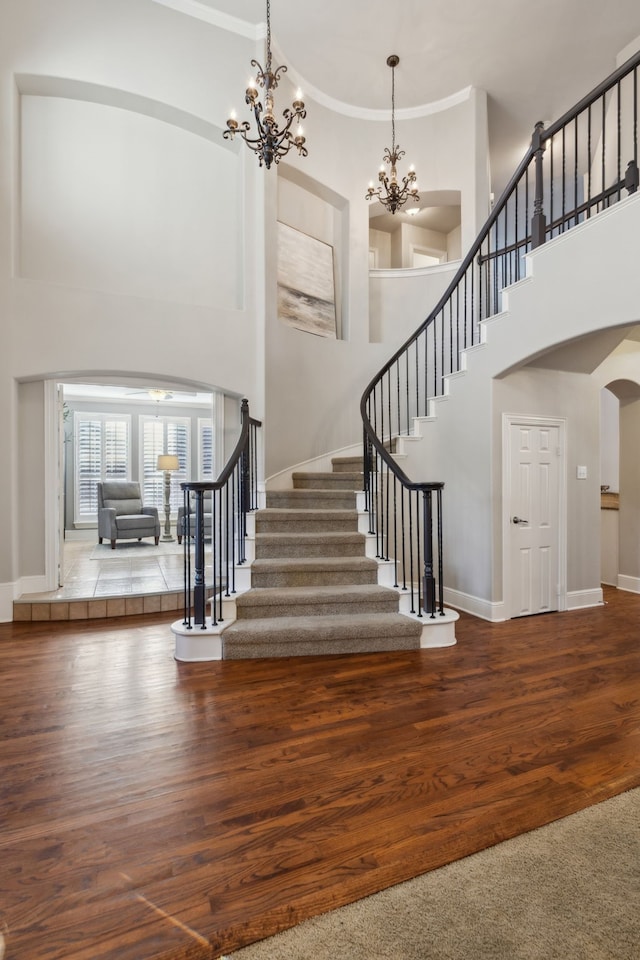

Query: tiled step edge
<box><xmin>13</xmin><ymin>590</ymin><xmax>185</xmax><ymax>622</ymax></box>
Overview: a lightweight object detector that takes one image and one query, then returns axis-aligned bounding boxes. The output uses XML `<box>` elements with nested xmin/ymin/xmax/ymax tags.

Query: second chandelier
<box><xmin>366</xmin><ymin>55</ymin><xmax>419</xmax><ymax>214</ymax></box>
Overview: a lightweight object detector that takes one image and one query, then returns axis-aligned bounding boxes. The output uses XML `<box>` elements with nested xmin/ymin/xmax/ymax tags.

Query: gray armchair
<box><xmin>97</xmin><ymin>480</ymin><xmax>160</xmax><ymax>549</ymax></box>
<box><xmin>177</xmin><ymin>490</ymin><xmax>212</xmax><ymax>544</ymax></box>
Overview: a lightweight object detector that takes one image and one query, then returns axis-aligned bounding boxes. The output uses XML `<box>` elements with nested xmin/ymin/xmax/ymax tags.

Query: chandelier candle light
<box><xmin>223</xmin><ymin>0</ymin><xmax>307</xmax><ymax>168</ymax></box>
<box><xmin>367</xmin><ymin>55</ymin><xmax>419</xmax><ymax>214</ymax></box>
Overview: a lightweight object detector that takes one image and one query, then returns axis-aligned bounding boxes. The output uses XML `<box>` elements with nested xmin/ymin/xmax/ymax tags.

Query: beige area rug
<box><xmin>225</xmin><ymin>788</ymin><xmax>640</xmax><ymax>960</ymax></box>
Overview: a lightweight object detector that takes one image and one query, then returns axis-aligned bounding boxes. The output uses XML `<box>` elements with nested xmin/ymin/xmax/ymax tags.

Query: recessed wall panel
<box><xmin>19</xmin><ymin>95</ymin><xmax>241</xmax><ymax>309</ymax></box>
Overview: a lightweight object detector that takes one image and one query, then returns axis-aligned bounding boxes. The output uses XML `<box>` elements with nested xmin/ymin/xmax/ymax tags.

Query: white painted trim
<box><xmin>502</xmin><ymin>415</ymin><xmax>568</xmax><ymax>620</ymax></box>
<box><xmin>266</xmin><ymin>441</ymin><xmax>362</xmax><ymax>490</ymax></box>
<box><xmin>44</xmin><ymin>380</ymin><xmax>60</xmax><ymax>592</ymax></box>
<box><xmin>150</xmin><ymin>0</ymin><xmax>261</xmax><ymax>40</ymax></box>
<box><xmin>442</xmin><ymin>586</ymin><xmax>507</xmax><ymax>622</ymax></box>
<box><xmin>280</xmin><ymin>61</ymin><xmax>473</xmax><ymax>121</ymax></box>
<box><xmin>370</xmin><ymin>260</ymin><xmax>461</xmax><ymax>281</ymax></box>
<box><xmin>0</xmin><ymin>582</ymin><xmax>17</xmax><ymax>622</ymax></box>
<box><xmin>19</xmin><ymin>575</ymin><xmax>50</xmax><ymax>595</ymax></box>
<box><xmin>566</xmin><ymin>588</ymin><xmax>604</xmax><ymax>609</ymax></box>
<box><xmin>525</xmin><ymin>192</ymin><xmax>640</xmax><ymax>265</ymax></box>
<box><xmin>617</xmin><ymin>574</ymin><xmax>640</xmax><ymax>594</ymax></box>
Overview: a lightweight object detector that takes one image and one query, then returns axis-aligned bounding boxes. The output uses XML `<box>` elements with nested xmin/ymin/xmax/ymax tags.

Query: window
<box><xmin>74</xmin><ymin>412</ymin><xmax>130</xmax><ymax>522</ymax></box>
<box><xmin>140</xmin><ymin>416</ymin><xmax>190</xmax><ymax>515</ymax></box>
<box><xmin>198</xmin><ymin>418</ymin><xmax>214</xmax><ymax>479</ymax></box>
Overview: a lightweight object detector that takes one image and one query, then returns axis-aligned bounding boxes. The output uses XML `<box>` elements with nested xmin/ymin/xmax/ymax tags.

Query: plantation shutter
<box><xmin>141</xmin><ymin>416</ymin><xmax>190</xmax><ymax>513</ymax></box>
<box><xmin>198</xmin><ymin>418</ymin><xmax>214</xmax><ymax>479</ymax></box>
<box><xmin>74</xmin><ymin>413</ymin><xmax>130</xmax><ymax>522</ymax></box>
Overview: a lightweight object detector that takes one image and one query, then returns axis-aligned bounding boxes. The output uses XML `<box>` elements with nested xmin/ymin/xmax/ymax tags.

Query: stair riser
<box><xmin>223</xmin><ymin>635</ymin><xmax>419</xmax><ymax>659</ymax></box>
<box><xmin>293</xmin><ymin>476</ymin><xmax>363</xmax><ymax>491</ymax></box>
<box><xmin>266</xmin><ymin>492</ymin><xmax>357</xmax><ymax>510</ymax></box>
<box><xmin>251</xmin><ymin>570</ymin><xmax>378</xmax><ymax>588</ymax></box>
<box><xmin>256</xmin><ymin>518</ymin><xmax>358</xmax><ymax>533</ymax></box>
<box><xmin>331</xmin><ymin>459</ymin><xmax>363</xmax><ymax>473</ymax></box>
<box><xmin>236</xmin><ymin>596</ymin><xmax>399</xmax><ymax>620</ymax></box>
<box><xmin>255</xmin><ymin>537</ymin><xmax>366</xmax><ymax>559</ymax></box>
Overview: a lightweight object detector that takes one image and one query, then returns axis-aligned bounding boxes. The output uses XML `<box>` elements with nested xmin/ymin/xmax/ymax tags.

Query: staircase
<box><xmin>220</xmin><ymin>456</ymin><xmax>423</xmax><ymax>659</ymax></box>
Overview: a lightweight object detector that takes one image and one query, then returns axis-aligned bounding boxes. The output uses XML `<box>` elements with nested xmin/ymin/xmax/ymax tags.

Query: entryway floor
<box><xmin>20</xmin><ymin>535</ymin><xmax>189</xmax><ymax>601</ymax></box>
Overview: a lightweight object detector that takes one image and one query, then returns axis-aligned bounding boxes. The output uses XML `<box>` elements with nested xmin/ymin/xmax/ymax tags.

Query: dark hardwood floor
<box><xmin>1</xmin><ymin>586</ymin><xmax>639</xmax><ymax>960</ymax></box>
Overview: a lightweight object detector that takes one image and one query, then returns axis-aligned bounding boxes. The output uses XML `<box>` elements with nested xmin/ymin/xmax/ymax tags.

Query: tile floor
<box><xmin>22</xmin><ymin>536</ymin><xmax>189</xmax><ymax>602</ymax></box>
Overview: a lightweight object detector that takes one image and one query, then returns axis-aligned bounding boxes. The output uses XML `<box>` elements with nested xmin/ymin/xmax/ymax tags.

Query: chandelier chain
<box><xmin>266</xmin><ymin>0</ymin><xmax>272</xmax><ymax>74</ymax></box>
<box><xmin>391</xmin><ymin>60</ymin><xmax>396</xmax><ymax>154</ymax></box>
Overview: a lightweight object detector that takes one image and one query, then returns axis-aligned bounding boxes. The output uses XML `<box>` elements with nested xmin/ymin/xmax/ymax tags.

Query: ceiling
<box><xmin>192</xmin><ymin>0</ymin><xmax>640</xmax><ymax>195</ymax></box>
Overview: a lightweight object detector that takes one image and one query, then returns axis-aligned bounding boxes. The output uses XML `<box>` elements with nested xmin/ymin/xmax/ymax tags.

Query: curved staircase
<box><xmin>220</xmin><ymin>456</ymin><xmax>423</xmax><ymax>659</ymax></box>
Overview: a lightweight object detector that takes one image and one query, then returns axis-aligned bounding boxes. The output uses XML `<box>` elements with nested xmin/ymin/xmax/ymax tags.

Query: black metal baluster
<box><xmin>404</xmin><ymin>348</ymin><xmax>410</xmax><ymax>436</ymax></box>
<box><xmin>407</xmin><ymin>490</ymin><xmax>415</xmax><ymax>613</ymax></box>
<box><xmin>617</xmin><ymin>79</ymin><xmax>622</xmax><ymax>201</ymax></box>
<box><xmin>602</xmin><ymin>92</ymin><xmax>606</xmax><ymax>210</ymax></box>
<box><xmin>182</xmin><ymin>487</ymin><xmax>191</xmax><ymax>627</ymax></box>
<box><xmin>415</xmin><ymin>490</ymin><xmax>423</xmax><ymax>616</ymax></box>
<box><xmin>587</xmin><ymin>103</ymin><xmax>592</xmax><ymax>216</ymax></box>
<box><xmin>396</xmin><ymin>358</ymin><xmax>401</xmax><ymax>438</ymax></box>
<box><xmin>392</xmin><ymin>473</ymin><xmax>398</xmax><ymax>587</ymax></box>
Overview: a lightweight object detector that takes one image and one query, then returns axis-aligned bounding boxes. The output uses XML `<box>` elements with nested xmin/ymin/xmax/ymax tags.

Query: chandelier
<box><xmin>223</xmin><ymin>0</ymin><xmax>307</xmax><ymax>169</ymax></box>
<box><xmin>366</xmin><ymin>55</ymin><xmax>419</xmax><ymax>214</ymax></box>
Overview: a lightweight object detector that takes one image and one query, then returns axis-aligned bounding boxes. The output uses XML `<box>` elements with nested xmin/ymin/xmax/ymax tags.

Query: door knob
<box><xmin>512</xmin><ymin>516</ymin><xmax>529</xmax><ymax>524</ymax></box>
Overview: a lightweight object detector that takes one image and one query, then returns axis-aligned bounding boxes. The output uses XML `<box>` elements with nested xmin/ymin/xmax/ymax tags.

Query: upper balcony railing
<box><xmin>361</xmin><ymin>49</ymin><xmax>640</xmax><ymax>613</ymax></box>
<box><xmin>180</xmin><ymin>399</ymin><xmax>261</xmax><ymax>630</ymax></box>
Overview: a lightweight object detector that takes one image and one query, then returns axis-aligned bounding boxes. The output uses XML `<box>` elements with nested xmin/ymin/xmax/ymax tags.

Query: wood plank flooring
<box><xmin>1</xmin><ymin>586</ymin><xmax>639</xmax><ymax>959</ymax></box>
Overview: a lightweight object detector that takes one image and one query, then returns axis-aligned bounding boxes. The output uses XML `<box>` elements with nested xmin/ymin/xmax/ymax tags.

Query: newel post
<box><xmin>422</xmin><ymin>489</ymin><xmax>436</xmax><ymax>617</ymax></box>
<box><xmin>531</xmin><ymin>121</ymin><xmax>547</xmax><ymax>248</ymax></box>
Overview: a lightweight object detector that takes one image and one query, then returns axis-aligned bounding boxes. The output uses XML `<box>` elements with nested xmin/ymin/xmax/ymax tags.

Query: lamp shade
<box><xmin>157</xmin><ymin>454</ymin><xmax>179</xmax><ymax>472</ymax></box>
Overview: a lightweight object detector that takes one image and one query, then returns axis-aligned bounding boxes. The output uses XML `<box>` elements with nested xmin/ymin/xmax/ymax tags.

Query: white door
<box><xmin>506</xmin><ymin>418</ymin><xmax>565</xmax><ymax>618</ymax></box>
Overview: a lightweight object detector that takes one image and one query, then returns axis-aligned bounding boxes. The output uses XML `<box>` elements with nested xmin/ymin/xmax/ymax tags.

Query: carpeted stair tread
<box><xmin>221</xmin><ymin>612</ymin><xmax>421</xmax><ymax>659</ymax></box>
<box><xmin>235</xmin><ymin>583</ymin><xmax>400</xmax><ymax>619</ymax></box>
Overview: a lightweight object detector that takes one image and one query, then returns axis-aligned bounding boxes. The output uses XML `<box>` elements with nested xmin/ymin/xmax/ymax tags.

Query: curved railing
<box><xmin>180</xmin><ymin>398</ymin><xmax>262</xmax><ymax>629</ymax></box>
<box><xmin>361</xmin><ymin>50</ymin><xmax>640</xmax><ymax>615</ymax></box>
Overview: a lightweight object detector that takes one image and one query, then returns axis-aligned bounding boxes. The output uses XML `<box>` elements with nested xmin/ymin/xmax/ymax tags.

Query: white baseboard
<box><xmin>0</xmin><ymin>582</ymin><xmax>17</xmax><ymax>622</ymax></box>
<box><xmin>20</xmin><ymin>575</ymin><xmax>50</xmax><ymax>594</ymax></box>
<box><xmin>443</xmin><ymin>586</ymin><xmax>507</xmax><ymax>622</ymax></box>
<box><xmin>1</xmin><ymin>575</ymin><xmax>55</xmax><ymax>621</ymax></box>
<box><xmin>617</xmin><ymin>574</ymin><xmax>640</xmax><ymax>594</ymax></box>
<box><xmin>566</xmin><ymin>587</ymin><xmax>604</xmax><ymax>610</ymax></box>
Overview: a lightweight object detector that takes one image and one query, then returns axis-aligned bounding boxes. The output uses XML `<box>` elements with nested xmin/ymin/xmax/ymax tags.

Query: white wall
<box><xmin>263</xmin><ymin>76</ymin><xmax>490</xmax><ymax>479</ymax></box>
<box><xmin>0</xmin><ymin>0</ymin><xmax>492</xmax><ymax>616</ymax></box>
<box><xmin>594</xmin><ymin>339</ymin><xmax>640</xmax><ymax>589</ymax></box>
<box><xmin>20</xmin><ymin>95</ymin><xmax>242</xmax><ymax>308</ymax></box>
<box><xmin>0</xmin><ymin>0</ymin><xmax>264</xmax><ymax>615</ymax></box>
<box><xmin>600</xmin><ymin>388</ymin><xmax>620</xmax><ymax>490</ymax></box>
<box><xmin>395</xmin><ymin>195</ymin><xmax>640</xmax><ymax>617</ymax></box>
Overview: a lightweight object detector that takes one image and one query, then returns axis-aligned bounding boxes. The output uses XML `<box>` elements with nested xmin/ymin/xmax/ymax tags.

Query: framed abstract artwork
<box><xmin>277</xmin><ymin>222</ymin><xmax>337</xmax><ymax>338</ymax></box>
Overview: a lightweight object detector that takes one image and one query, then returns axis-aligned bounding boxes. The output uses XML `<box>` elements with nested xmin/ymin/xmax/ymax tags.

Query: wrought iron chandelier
<box><xmin>366</xmin><ymin>55</ymin><xmax>419</xmax><ymax>214</ymax></box>
<box><xmin>223</xmin><ymin>0</ymin><xmax>307</xmax><ymax>169</ymax></box>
